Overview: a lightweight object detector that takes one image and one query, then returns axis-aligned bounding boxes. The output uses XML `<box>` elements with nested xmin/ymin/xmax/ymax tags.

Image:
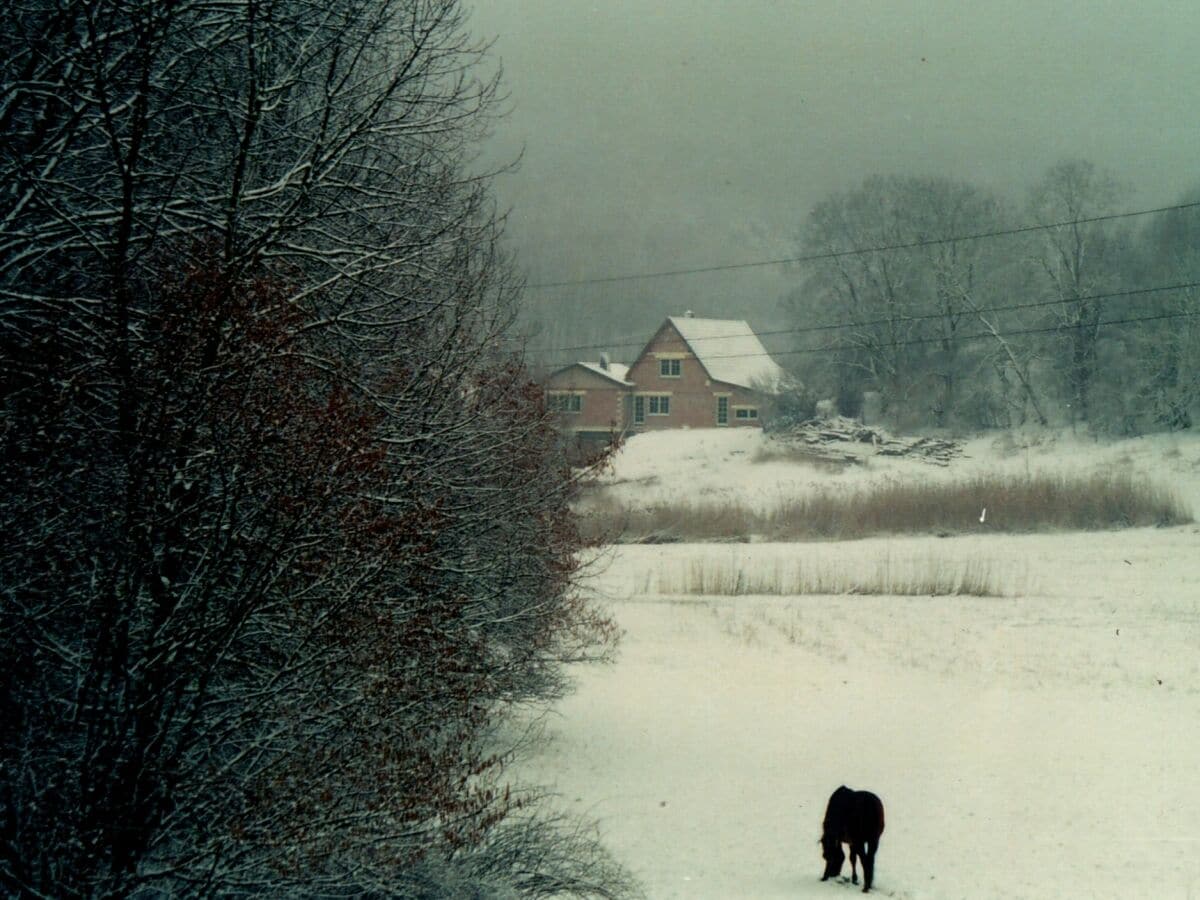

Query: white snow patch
<box><xmin>592</xmin><ymin>427</ymin><xmax>1200</xmax><ymax>521</ymax></box>
<box><xmin>668</xmin><ymin>316</ymin><xmax>787</xmax><ymax>390</ymax></box>
<box><xmin>578</xmin><ymin>360</ymin><xmax>633</xmax><ymax>385</ymax></box>
<box><xmin>526</xmin><ymin>429</ymin><xmax>1200</xmax><ymax>898</ymax></box>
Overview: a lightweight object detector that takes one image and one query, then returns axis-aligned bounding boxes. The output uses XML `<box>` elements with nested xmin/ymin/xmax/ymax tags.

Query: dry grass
<box><xmin>577</xmin><ymin>472</ymin><xmax>1191</xmax><ymax>543</ymax></box>
<box><xmin>645</xmin><ymin>554</ymin><xmax>1010</xmax><ymax>597</ymax></box>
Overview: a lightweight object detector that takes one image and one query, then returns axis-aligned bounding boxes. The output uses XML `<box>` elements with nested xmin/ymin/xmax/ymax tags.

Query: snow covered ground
<box><xmin>587</xmin><ymin>426</ymin><xmax>1200</xmax><ymax>522</ymax></box>
<box><xmin>522</xmin><ymin>428</ymin><xmax>1200</xmax><ymax>899</ymax></box>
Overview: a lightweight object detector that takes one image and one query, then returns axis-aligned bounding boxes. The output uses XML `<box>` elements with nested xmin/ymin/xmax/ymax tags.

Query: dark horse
<box><xmin>820</xmin><ymin>785</ymin><xmax>885</xmax><ymax>893</ymax></box>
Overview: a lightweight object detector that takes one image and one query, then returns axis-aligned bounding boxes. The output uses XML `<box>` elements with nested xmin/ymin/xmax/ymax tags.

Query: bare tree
<box><xmin>791</xmin><ymin>176</ymin><xmax>924</xmax><ymax>418</ymax></box>
<box><xmin>1</xmin><ymin>2</ymin><xmax>632</xmax><ymax>896</ymax></box>
<box><xmin>1124</xmin><ymin>187</ymin><xmax>1200</xmax><ymax>430</ymax></box>
<box><xmin>943</xmin><ymin>269</ymin><xmax>1050</xmax><ymax>428</ymax></box>
<box><xmin>1025</xmin><ymin>159</ymin><xmax>1129</xmax><ymax>425</ymax></box>
<box><xmin>790</xmin><ymin>175</ymin><xmax>1012</xmax><ymax>427</ymax></box>
<box><xmin>902</xmin><ymin>177</ymin><xmax>1015</xmax><ymax>426</ymax></box>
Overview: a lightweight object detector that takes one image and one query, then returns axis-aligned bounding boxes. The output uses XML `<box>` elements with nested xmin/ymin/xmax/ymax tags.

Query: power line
<box><xmin>524</xmin><ymin>199</ymin><xmax>1200</xmax><ymax>290</ymax></box>
<box><xmin>535</xmin><ymin>279</ymin><xmax>1200</xmax><ymax>365</ymax></box>
<box><xmin>538</xmin><ymin>307</ymin><xmax>1198</xmax><ymax>366</ymax></box>
<box><xmin>698</xmin><ymin>307</ymin><xmax>1200</xmax><ymax>363</ymax></box>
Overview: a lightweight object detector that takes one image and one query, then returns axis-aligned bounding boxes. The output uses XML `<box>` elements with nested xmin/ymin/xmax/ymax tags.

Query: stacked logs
<box><xmin>771</xmin><ymin>417</ymin><xmax>963</xmax><ymax>466</ymax></box>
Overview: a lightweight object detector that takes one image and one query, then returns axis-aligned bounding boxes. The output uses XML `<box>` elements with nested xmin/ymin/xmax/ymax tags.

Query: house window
<box><xmin>716</xmin><ymin>396</ymin><xmax>729</xmax><ymax>426</ymax></box>
<box><xmin>635</xmin><ymin>395</ymin><xmax>669</xmax><ymax>420</ymax></box>
<box><xmin>659</xmin><ymin>358</ymin><xmax>681</xmax><ymax>378</ymax></box>
<box><xmin>734</xmin><ymin>406</ymin><xmax>758</xmax><ymax>420</ymax></box>
<box><xmin>549</xmin><ymin>392</ymin><xmax>582</xmax><ymax>413</ymax></box>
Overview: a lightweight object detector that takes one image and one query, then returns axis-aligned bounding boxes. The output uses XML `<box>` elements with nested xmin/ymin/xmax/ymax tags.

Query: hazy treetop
<box><xmin>471</xmin><ymin>0</ymin><xmax>1200</xmax><ymax>295</ymax></box>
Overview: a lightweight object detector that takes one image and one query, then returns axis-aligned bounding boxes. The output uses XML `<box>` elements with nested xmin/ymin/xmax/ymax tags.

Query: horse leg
<box><xmin>849</xmin><ymin>842</ymin><xmax>859</xmax><ymax>884</ymax></box>
<box><xmin>861</xmin><ymin>841</ymin><xmax>876</xmax><ymax>893</ymax></box>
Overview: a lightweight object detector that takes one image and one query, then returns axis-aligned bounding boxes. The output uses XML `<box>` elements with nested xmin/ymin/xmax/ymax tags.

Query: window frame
<box><xmin>635</xmin><ymin>393</ymin><xmax>671</xmax><ymax>421</ymax></box>
<box><xmin>548</xmin><ymin>391</ymin><xmax>583</xmax><ymax>414</ymax></box>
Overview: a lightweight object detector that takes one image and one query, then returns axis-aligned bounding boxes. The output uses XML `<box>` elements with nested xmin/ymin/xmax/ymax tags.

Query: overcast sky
<box><xmin>469</xmin><ymin>0</ymin><xmax>1200</xmax><ymax>337</ymax></box>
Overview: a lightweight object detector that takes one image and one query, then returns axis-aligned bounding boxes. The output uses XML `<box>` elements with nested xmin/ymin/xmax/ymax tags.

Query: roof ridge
<box><xmin>668</xmin><ymin>314</ymin><xmax>750</xmax><ymax>324</ymax></box>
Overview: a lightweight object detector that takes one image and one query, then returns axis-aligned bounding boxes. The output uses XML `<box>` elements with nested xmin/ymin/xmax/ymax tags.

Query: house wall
<box><xmin>544</xmin><ymin>366</ymin><xmax>630</xmax><ymax>435</ymax></box>
<box><xmin>624</xmin><ymin>323</ymin><xmax>765</xmax><ymax>430</ymax></box>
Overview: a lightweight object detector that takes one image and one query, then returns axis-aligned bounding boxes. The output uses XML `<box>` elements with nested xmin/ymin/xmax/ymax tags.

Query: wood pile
<box><xmin>770</xmin><ymin>417</ymin><xmax>964</xmax><ymax>466</ymax></box>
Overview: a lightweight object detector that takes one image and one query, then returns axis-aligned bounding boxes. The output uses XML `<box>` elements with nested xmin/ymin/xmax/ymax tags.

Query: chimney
<box><xmin>598</xmin><ymin>351</ymin><xmax>610</xmax><ymax>370</ymax></box>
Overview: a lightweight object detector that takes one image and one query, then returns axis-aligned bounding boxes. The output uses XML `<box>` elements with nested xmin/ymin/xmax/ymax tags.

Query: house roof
<box><xmin>578</xmin><ymin>361</ymin><xmax>632</xmax><ymax>385</ymax></box>
<box><xmin>666</xmin><ymin>316</ymin><xmax>786</xmax><ymax>390</ymax></box>
<box><xmin>548</xmin><ymin>360</ymin><xmax>633</xmax><ymax>387</ymax></box>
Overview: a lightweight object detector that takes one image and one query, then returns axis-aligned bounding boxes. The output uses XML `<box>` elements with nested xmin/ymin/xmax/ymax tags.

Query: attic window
<box><xmin>659</xmin><ymin>359</ymin><xmax>681</xmax><ymax>378</ymax></box>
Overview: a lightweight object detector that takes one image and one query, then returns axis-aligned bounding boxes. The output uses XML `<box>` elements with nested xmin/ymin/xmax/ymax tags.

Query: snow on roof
<box><xmin>575</xmin><ymin>361</ymin><xmax>633</xmax><ymax>386</ymax></box>
<box><xmin>667</xmin><ymin>316</ymin><xmax>786</xmax><ymax>390</ymax></box>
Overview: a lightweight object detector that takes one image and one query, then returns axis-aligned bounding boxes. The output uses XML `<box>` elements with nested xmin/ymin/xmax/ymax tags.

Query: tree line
<box><xmin>1</xmin><ymin>1</ymin><xmax>635</xmax><ymax>897</ymax></box>
<box><xmin>785</xmin><ymin>162</ymin><xmax>1200</xmax><ymax>433</ymax></box>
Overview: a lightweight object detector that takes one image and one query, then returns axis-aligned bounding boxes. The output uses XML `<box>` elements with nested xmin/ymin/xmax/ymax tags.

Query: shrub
<box><xmin>648</xmin><ymin>554</ymin><xmax>1010</xmax><ymax>597</ymax></box>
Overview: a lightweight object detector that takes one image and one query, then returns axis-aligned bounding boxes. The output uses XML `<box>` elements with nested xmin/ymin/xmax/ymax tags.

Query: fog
<box><xmin>469</xmin><ymin>0</ymin><xmax>1200</xmax><ymax>366</ymax></box>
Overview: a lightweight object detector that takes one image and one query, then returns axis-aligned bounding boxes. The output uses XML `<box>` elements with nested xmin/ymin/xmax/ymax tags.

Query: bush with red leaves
<box><xmin>0</xmin><ymin>257</ymin><xmax>628</xmax><ymax>897</ymax></box>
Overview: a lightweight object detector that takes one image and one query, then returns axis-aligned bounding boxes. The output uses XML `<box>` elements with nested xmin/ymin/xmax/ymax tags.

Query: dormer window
<box><xmin>659</xmin><ymin>358</ymin><xmax>681</xmax><ymax>378</ymax></box>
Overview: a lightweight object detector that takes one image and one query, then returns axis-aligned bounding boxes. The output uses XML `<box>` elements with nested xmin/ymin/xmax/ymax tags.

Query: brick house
<box><xmin>544</xmin><ymin>313</ymin><xmax>785</xmax><ymax>436</ymax></box>
<box><xmin>543</xmin><ymin>356</ymin><xmax>634</xmax><ymax>443</ymax></box>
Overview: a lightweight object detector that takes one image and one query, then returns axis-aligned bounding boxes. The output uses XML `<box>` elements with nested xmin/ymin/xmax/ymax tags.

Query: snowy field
<box><xmin>587</xmin><ymin>426</ymin><xmax>1200</xmax><ymax>521</ymax></box>
<box><xmin>523</xmin><ymin>428</ymin><xmax>1200</xmax><ymax>899</ymax></box>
